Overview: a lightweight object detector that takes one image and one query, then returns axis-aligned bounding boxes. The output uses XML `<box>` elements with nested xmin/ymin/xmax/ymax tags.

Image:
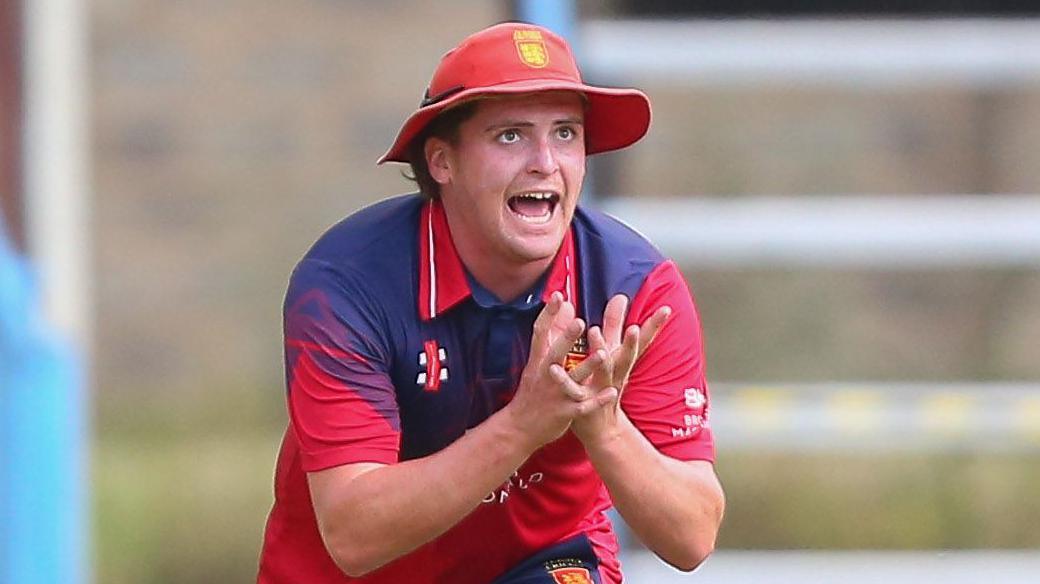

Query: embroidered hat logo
<box><xmin>514</xmin><ymin>29</ymin><xmax>549</xmax><ymax>68</ymax></box>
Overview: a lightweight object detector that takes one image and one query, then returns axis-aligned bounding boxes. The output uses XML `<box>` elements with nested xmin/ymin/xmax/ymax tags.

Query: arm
<box><xmin>566</xmin><ymin>262</ymin><xmax>724</xmax><ymax>570</ymax></box>
<box><xmin>309</xmin><ymin>407</ymin><xmax>536</xmax><ymax>577</ymax></box>
<box><xmin>580</xmin><ymin>413</ymin><xmax>724</xmax><ymax>571</ymax></box>
<box><xmin>307</xmin><ymin>293</ymin><xmax>611</xmax><ymax>577</ymax></box>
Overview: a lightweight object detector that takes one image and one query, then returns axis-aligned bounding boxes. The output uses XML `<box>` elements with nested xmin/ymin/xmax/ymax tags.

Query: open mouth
<box><xmin>507</xmin><ymin>191</ymin><xmax>560</xmax><ymax>224</ymax></box>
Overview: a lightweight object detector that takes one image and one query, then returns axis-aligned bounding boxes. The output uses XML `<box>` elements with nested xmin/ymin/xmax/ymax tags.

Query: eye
<box><xmin>556</xmin><ymin>126</ymin><xmax>576</xmax><ymax>141</ymax></box>
<box><xmin>498</xmin><ymin>129</ymin><xmax>521</xmax><ymax>144</ymax></box>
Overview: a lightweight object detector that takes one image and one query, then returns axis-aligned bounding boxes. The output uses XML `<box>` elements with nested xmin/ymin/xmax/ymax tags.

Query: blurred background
<box><xmin>3</xmin><ymin>0</ymin><xmax>1040</xmax><ymax>582</ymax></box>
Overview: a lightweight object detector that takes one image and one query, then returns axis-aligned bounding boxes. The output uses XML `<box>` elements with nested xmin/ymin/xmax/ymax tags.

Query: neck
<box><xmin>441</xmin><ymin>216</ymin><xmax>553</xmax><ymax>303</ymax></box>
<box><xmin>461</xmin><ymin>251</ymin><xmax>550</xmax><ymax>303</ymax></box>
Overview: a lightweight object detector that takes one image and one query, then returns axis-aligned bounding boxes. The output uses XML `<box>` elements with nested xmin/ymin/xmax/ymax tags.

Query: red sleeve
<box><xmin>621</xmin><ymin>260</ymin><xmax>715</xmax><ymax>462</ymax></box>
<box><xmin>283</xmin><ymin>261</ymin><xmax>401</xmax><ymax>471</ymax></box>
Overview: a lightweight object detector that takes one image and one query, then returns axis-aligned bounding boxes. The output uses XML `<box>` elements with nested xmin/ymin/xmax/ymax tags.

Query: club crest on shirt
<box><xmin>547</xmin><ymin>567</ymin><xmax>593</xmax><ymax>584</ymax></box>
<box><xmin>544</xmin><ymin>558</ymin><xmax>593</xmax><ymax>584</ymax></box>
<box><xmin>563</xmin><ymin>335</ymin><xmax>588</xmax><ymax>372</ymax></box>
<box><xmin>416</xmin><ymin>340</ymin><xmax>448</xmax><ymax>392</ymax></box>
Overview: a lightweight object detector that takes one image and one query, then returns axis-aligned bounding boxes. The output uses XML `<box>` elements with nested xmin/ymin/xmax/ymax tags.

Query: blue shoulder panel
<box><xmin>571</xmin><ymin>205</ymin><xmax>665</xmax><ymax>327</ymax></box>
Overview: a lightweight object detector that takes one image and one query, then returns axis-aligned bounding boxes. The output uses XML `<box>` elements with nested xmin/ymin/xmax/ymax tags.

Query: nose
<box><xmin>526</xmin><ymin>136</ymin><xmax>559</xmax><ymax>176</ymax></box>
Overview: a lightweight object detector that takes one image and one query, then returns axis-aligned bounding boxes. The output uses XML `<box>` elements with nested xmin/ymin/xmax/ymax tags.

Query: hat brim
<box><xmin>377</xmin><ymin>79</ymin><xmax>651</xmax><ymax>164</ymax></box>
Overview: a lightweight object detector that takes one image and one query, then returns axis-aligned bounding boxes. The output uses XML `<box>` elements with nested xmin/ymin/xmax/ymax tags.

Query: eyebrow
<box><xmin>484</xmin><ymin>118</ymin><xmax>585</xmax><ymax>132</ymax></box>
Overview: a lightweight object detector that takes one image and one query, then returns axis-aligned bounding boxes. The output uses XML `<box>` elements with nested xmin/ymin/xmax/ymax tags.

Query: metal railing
<box><xmin>582</xmin><ymin>18</ymin><xmax>1040</xmax><ymax>88</ymax></box>
<box><xmin>601</xmin><ymin>195</ymin><xmax>1040</xmax><ymax>268</ymax></box>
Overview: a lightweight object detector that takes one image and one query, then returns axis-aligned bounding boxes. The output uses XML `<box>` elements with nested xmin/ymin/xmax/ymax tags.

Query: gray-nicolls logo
<box><xmin>417</xmin><ymin>340</ymin><xmax>448</xmax><ymax>391</ymax></box>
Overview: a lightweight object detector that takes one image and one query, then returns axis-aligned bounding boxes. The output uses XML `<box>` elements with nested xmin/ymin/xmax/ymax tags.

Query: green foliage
<box><xmin>716</xmin><ymin>452</ymin><xmax>1040</xmax><ymax>549</ymax></box>
<box><xmin>94</xmin><ymin>387</ymin><xmax>284</xmax><ymax>584</ymax></box>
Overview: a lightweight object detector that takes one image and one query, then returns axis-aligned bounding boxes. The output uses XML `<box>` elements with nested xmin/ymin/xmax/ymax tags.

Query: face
<box><xmin>427</xmin><ymin>92</ymin><xmax>586</xmax><ymax>268</ymax></box>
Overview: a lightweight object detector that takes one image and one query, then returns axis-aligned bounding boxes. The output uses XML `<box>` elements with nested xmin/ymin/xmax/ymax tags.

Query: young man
<box><xmin>258</xmin><ymin>22</ymin><xmax>724</xmax><ymax>584</ymax></box>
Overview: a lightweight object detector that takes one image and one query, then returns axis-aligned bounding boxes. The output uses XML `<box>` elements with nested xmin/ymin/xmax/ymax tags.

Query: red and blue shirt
<box><xmin>258</xmin><ymin>194</ymin><xmax>714</xmax><ymax>584</ymax></box>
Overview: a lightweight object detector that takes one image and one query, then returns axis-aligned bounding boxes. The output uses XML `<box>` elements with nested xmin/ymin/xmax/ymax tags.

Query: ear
<box><xmin>425</xmin><ymin>137</ymin><xmax>452</xmax><ymax>185</ymax></box>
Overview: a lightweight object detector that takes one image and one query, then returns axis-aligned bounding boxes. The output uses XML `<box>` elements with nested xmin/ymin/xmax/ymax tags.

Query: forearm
<box><xmin>583</xmin><ymin>413</ymin><xmax>724</xmax><ymax>571</ymax></box>
<box><xmin>312</xmin><ymin>407</ymin><xmax>537</xmax><ymax>576</ymax></box>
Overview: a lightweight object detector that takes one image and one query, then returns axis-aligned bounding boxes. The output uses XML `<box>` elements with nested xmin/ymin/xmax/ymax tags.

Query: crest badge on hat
<box><xmin>513</xmin><ymin>29</ymin><xmax>549</xmax><ymax>68</ymax></box>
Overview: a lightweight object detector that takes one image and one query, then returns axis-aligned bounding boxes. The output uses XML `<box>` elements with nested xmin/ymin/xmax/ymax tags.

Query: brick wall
<box><xmin>93</xmin><ymin>0</ymin><xmax>506</xmax><ymax>394</ymax></box>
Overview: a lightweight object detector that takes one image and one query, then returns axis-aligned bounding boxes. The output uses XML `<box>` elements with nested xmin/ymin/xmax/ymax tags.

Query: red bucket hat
<box><xmin>378</xmin><ymin>22</ymin><xmax>651</xmax><ymax>164</ymax></box>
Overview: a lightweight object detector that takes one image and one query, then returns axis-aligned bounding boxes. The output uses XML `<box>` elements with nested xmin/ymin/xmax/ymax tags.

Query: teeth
<box><xmin>508</xmin><ymin>191</ymin><xmax>558</xmax><ymax>224</ymax></box>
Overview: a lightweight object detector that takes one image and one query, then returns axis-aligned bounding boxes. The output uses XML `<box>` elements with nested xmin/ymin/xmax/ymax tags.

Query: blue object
<box><xmin>0</xmin><ymin>220</ymin><xmax>87</xmax><ymax>583</ymax></box>
<box><xmin>516</xmin><ymin>0</ymin><xmax>577</xmax><ymax>44</ymax></box>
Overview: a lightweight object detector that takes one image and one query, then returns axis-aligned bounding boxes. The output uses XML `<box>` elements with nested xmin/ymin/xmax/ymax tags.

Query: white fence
<box><xmin>600</xmin><ymin>195</ymin><xmax>1040</xmax><ymax>452</ymax></box>
<box><xmin>582</xmin><ymin>19</ymin><xmax>1040</xmax><ymax>88</ymax></box>
<box><xmin>602</xmin><ymin>195</ymin><xmax>1040</xmax><ymax>268</ymax></box>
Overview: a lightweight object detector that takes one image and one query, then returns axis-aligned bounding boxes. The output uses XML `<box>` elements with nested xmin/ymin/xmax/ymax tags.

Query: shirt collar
<box><xmin>418</xmin><ymin>199</ymin><xmax>579</xmax><ymax>321</ymax></box>
<box><xmin>467</xmin><ymin>270</ymin><xmax>545</xmax><ymax>311</ymax></box>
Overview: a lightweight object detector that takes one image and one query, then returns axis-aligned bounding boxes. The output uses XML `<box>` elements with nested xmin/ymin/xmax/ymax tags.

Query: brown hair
<box><xmin>404</xmin><ymin>101</ymin><xmax>480</xmax><ymax>200</ymax></box>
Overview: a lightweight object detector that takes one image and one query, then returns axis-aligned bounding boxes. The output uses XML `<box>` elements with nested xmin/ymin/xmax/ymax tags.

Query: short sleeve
<box><xmin>621</xmin><ymin>260</ymin><xmax>714</xmax><ymax>462</ymax></box>
<box><xmin>283</xmin><ymin>259</ymin><xmax>401</xmax><ymax>471</ymax></box>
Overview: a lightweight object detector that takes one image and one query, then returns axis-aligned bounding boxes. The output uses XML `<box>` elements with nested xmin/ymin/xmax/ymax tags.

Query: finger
<box><xmin>575</xmin><ymin>387</ymin><xmax>619</xmax><ymax>416</ymax></box>
<box><xmin>568</xmin><ymin>348</ymin><xmax>608</xmax><ymax>384</ymax></box>
<box><xmin>587</xmin><ymin>325</ymin><xmax>607</xmax><ymax>353</ymax></box>
<box><xmin>546</xmin><ymin>300</ymin><xmax>577</xmax><ymax>348</ymax></box>
<box><xmin>550</xmin><ymin>364</ymin><xmax>590</xmax><ymax>402</ymax></box>
<box><xmin>556</xmin><ymin>299</ymin><xmax>575</xmax><ymax>324</ymax></box>
<box><xmin>602</xmin><ymin>294</ymin><xmax>629</xmax><ymax>347</ymax></box>
<box><xmin>636</xmin><ymin>305</ymin><xmax>672</xmax><ymax>359</ymax></box>
<box><xmin>584</xmin><ymin>327</ymin><xmax>614</xmax><ymax>385</ymax></box>
<box><xmin>547</xmin><ymin>317</ymin><xmax>585</xmax><ymax>365</ymax></box>
<box><xmin>613</xmin><ymin>325</ymin><xmax>640</xmax><ymax>385</ymax></box>
<box><xmin>531</xmin><ymin>292</ymin><xmax>564</xmax><ymax>354</ymax></box>
<box><xmin>595</xmin><ymin>386</ymin><xmax>619</xmax><ymax>409</ymax></box>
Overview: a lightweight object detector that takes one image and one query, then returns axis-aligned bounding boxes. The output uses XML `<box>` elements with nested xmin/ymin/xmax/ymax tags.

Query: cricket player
<box><xmin>258</xmin><ymin>22</ymin><xmax>724</xmax><ymax>584</ymax></box>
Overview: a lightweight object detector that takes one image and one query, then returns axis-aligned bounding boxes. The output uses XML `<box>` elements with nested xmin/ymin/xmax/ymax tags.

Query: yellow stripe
<box><xmin>828</xmin><ymin>389</ymin><xmax>883</xmax><ymax>434</ymax></box>
<box><xmin>921</xmin><ymin>393</ymin><xmax>973</xmax><ymax>434</ymax></box>
<box><xmin>732</xmin><ymin>387</ymin><xmax>795</xmax><ymax>431</ymax></box>
<box><xmin>1015</xmin><ymin>397</ymin><xmax>1040</xmax><ymax>443</ymax></box>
